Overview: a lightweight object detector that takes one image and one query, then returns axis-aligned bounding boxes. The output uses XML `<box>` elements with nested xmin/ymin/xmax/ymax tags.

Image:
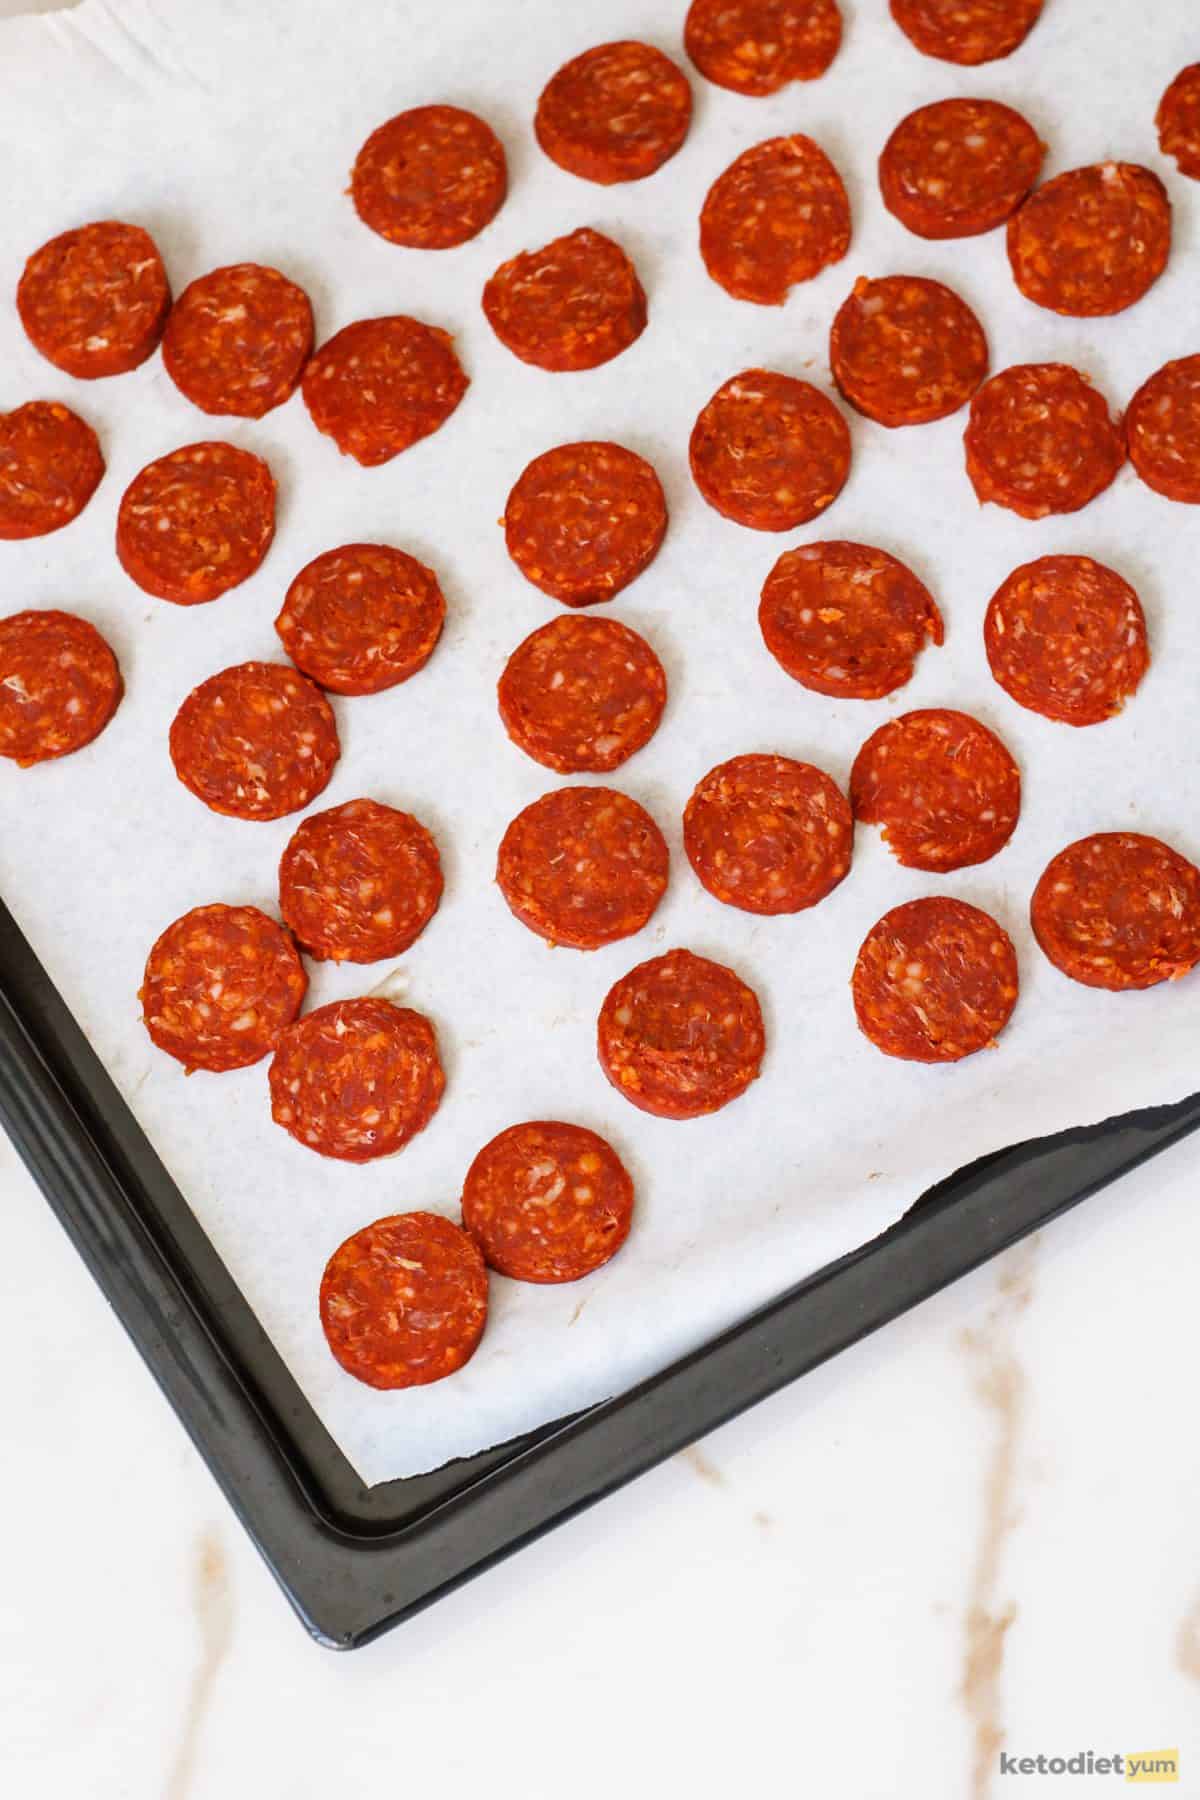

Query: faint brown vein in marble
<box><xmin>681</xmin><ymin>1444</ymin><xmax>725</xmax><ymax>1486</ymax></box>
<box><xmin>164</xmin><ymin>1526</ymin><xmax>235</xmax><ymax>1800</ymax></box>
<box><xmin>1177</xmin><ymin>1588</ymin><xmax>1200</xmax><ymax>1682</ymax></box>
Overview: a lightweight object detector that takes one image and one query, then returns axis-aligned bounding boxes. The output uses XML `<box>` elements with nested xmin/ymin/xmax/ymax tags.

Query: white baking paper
<box><xmin>1</xmin><ymin>0</ymin><xmax>1197</xmax><ymax>1481</ymax></box>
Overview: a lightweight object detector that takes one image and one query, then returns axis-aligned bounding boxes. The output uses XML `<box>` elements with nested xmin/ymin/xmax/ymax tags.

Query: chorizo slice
<box><xmin>964</xmin><ymin>363</ymin><xmax>1123</xmax><ymax>520</ymax></box>
<box><xmin>169</xmin><ymin>661</ymin><xmax>340</xmax><ymax>822</ymax></box>
<box><xmin>116</xmin><ymin>442</ymin><xmax>276</xmax><ymax>605</ymax></box>
<box><xmin>684</xmin><ymin>0</ymin><xmax>842</xmax><ymax>94</ymax></box>
<box><xmin>598</xmin><ymin>947</ymin><xmax>765</xmax><ymax>1120</ymax></box>
<box><xmin>140</xmin><ymin>904</ymin><xmax>307</xmax><ymax>1074</ymax></box>
<box><xmin>1031</xmin><ymin>834</ymin><xmax>1200</xmax><ymax>991</ymax></box>
<box><xmin>0</xmin><ymin>609</ymin><xmax>122</xmax><ymax>766</ymax></box>
<box><xmin>351</xmin><ymin>105</ymin><xmax>507</xmax><ymax>248</ymax></box>
<box><xmin>462</xmin><ymin>1121</ymin><xmax>634</xmax><ymax>1282</ymax></box>
<box><xmin>536</xmin><ymin>41</ymin><xmax>692</xmax><ymax>185</ymax></box>
<box><xmin>17</xmin><ymin>220</ymin><xmax>170</xmax><ymax>379</ymax></box>
<box><xmin>984</xmin><ymin>555</ymin><xmax>1148</xmax><ymax>727</ymax></box>
<box><xmin>689</xmin><ymin>369</ymin><xmax>851</xmax><ymax>530</ymax></box>
<box><xmin>1157</xmin><ymin>64</ymin><xmax>1200</xmax><ymax>182</ymax></box>
<box><xmin>829</xmin><ymin>274</ymin><xmax>987</xmax><ymax>427</ymax></box>
<box><xmin>502</xmin><ymin>440</ymin><xmax>667</xmax><ymax>607</ymax></box>
<box><xmin>852</xmin><ymin>897</ymin><xmax>1018</xmax><ymax>1062</ymax></box>
<box><xmin>270</xmin><ymin>997</ymin><xmax>445</xmax><ymax>1162</ymax></box>
<box><xmin>301</xmin><ymin>316</ymin><xmax>468</xmax><ymax>466</ymax></box>
<box><xmin>274</xmin><ymin>543</ymin><xmax>446</xmax><ymax>694</ymax></box>
<box><xmin>759</xmin><ymin>540</ymin><xmax>943</xmax><ymax>700</ymax></box>
<box><xmin>700</xmin><ymin>135</ymin><xmax>850</xmax><ymax>305</ymax></box>
<box><xmin>278</xmin><ymin>798</ymin><xmax>443</xmax><ymax>962</ymax></box>
<box><xmin>482</xmin><ymin>227</ymin><xmax>647</xmax><ymax>372</ymax></box>
<box><xmin>1007</xmin><ymin>164</ymin><xmax>1171</xmax><ymax>318</ymax></box>
<box><xmin>889</xmin><ymin>0</ymin><xmax>1043</xmax><ymax>65</ymax></box>
<box><xmin>498</xmin><ymin>615</ymin><xmax>667</xmax><ymax>774</ymax></box>
<box><xmin>0</xmin><ymin>401</ymin><xmax>104</xmax><ymax>540</ymax></box>
<box><xmin>1125</xmin><ymin>355</ymin><xmax>1200</xmax><ymax>505</ymax></box>
<box><xmin>879</xmin><ymin>97</ymin><xmax>1045</xmax><ymax>240</ymax></box>
<box><xmin>850</xmin><ymin>707</ymin><xmax>1020</xmax><ymax>871</ymax></box>
<box><xmin>320</xmin><ymin>1212</ymin><xmax>487</xmax><ymax>1388</ymax></box>
<box><xmin>683</xmin><ymin>753</ymin><xmax>851</xmax><ymax>914</ymax></box>
<box><xmin>496</xmin><ymin>786</ymin><xmax>668</xmax><ymax>950</ymax></box>
<box><xmin>162</xmin><ymin>263</ymin><xmax>313</xmax><ymax>418</ymax></box>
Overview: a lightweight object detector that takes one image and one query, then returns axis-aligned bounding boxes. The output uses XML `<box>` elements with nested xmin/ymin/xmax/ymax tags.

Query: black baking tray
<box><xmin>2</xmin><ymin>892</ymin><xmax>1198</xmax><ymax>1649</ymax></box>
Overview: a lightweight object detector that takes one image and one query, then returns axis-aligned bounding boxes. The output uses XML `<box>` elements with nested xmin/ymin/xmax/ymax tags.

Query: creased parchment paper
<box><xmin>1</xmin><ymin>0</ymin><xmax>1197</xmax><ymax>1480</ymax></box>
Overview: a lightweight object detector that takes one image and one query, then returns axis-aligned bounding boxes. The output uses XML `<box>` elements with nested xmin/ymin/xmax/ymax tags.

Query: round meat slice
<box><xmin>499</xmin><ymin>615</ymin><xmax>667</xmax><ymax>774</ymax></box>
<box><xmin>853</xmin><ymin>897</ymin><xmax>1019</xmax><ymax>1063</ymax></box>
<box><xmin>270</xmin><ymin>997</ymin><xmax>445</xmax><ymax>1161</ymax></box>
<box><xmin>879</xmin><ymin>97</ymin><xmax>1045</xmax><ymax>240</ymax></box>
<box><xmin>162</xmin><ymin>263</ymin><xmax>313</xmax><ymax>418</ymax></box>
<box><xmin>0</xmin><ymin>609</ymin><xmax>122</xmax><ymax>766</ymax></box>
<box><xmin>302</xmin><ymin>316</ymin><xmax>468</xmax><ymax>466</ymax></box>
<box><xmin>278</xmin><ymin>798</ymin><xmax>443</xmax><ymax>962</ymax></box>
<box><xmin>482</xmin><ymin>228</ymin><xmax>647</xmax><ymax>372</ymax></box>
<box><xmin>759</xmin><ymin>540</ymin><xmax>942</xmax><ymax>700</ymax></box>
<box><xmin>1007</xmin><ymin>164</ymin><xmax>1171</xmax><ymax>318</ymax></box>
<box><xmin>684</xmin><ymin>754</ymin><xmax>851</xmax><ymax>914</ymax></box>
<box><xmin>1157</xmin><ymin>64</ymin><xmax>1200</xmax><ymax>181</ymax></box>
<box><xmin>889</xmin><ymin>0</ymin><xmax>1043</xmax><ymax>65</ymax></box>
<box><xmin>139</xmin><ymin>904</ymin><xmax>307</xmax><ymax>1073</ymax></box>
<box><xmin>1125</xmin><ymin>355</ymin><xmax>1200</xmax><ymax>505</ymax></box>
<box><xmin>598</xmin><ymin>947</ymin><xmax>765</xmax><ymax>1120</ymax></box>
<box><xmin>351</xmin><ymin>104</ymin><xmax>508</xmax><ymax>248</ymax></box>
<box><xmin>17</xmin><ymin>220</ymin><xmax>170</xmax><ymax>379</ymax></box>
<box><xmin>964</xmin><ymin>364</ymin><xmax>1124</xmax><ymax>520</ymax></box>
<box><xmin>536</xmin><ymin>41</ymin><xmax>692</xmax><ymax>184</ymax></box>
<box><xmin>1031</xmin><ymin>834</ymin><xmax>1200</xmax><ymax>991</ymax></box>
<box><xmin>684</xmin><ymin>0</ymin><xmax>842</xmax><ymax>94</ymax></box>
<box><xmin>850</xmin><ymin>708</ymin><xmax>1020</xmax><ymax>872</ymax></box>
<box><xmin>502</xmin><ymin>441</ymin><xmax>667</xmax><ymax>607</ymax></box>
<box><xmin>274</xmin><ymin>543</ymin><xmax>446</xmax><ymax>693</ymax></box>
<box><xmin>690</xmin><ymin>370</ymin><xmax>851</xmax><ymax>530</ymax></box>
<box><xmin>496</xmin><ymin>786</ymin><xmax>668</xmax><ymax>950</ymax></box>
<box><xmin>116</xmin><ymin>442</ymin><xmax>275</xmax><ymax>605</ymax></box>
<box><xmin>830</xmin><ymin>275</ymin><xmax>987</xmax><ymax>428</ymax></box>
<box><xmin>169</xmin><ymin>662</ymin><xmax>340</xmax><ymax>822</ymax></box>
<box><xmin>0</xmin><ymin>401</ymin><xmax>103</xmax><ymax>540</ymax></box>
<box><xmin>985</xmin><ymin>556</ymin><xmax>1148</xmax><ymax>727</ymax></box>
<box><xmin>320</xmin><ymin>1212</ymin><xmax>487</xmax><ymax>1389</ymax></box>
<box><xmin>462</xmin><ymin>1121</ymin><xmax>634</xmax><ymax>1283</ymax></box>
<box><xmin>700</xmin><ymin>135</ymin><xmax>850</xmax><ymax>306</ymax></box>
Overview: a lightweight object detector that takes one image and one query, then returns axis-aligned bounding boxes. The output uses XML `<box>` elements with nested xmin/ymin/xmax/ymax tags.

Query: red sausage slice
<box><xmin>850</xmin><ymin>707</ymin><xmax>1020</xmax><ymax>871</ymax></box>
<box><xmin>503</xmin><ymin>441</ymin><xmax>667</xmax><ymax>608</ymax></box>
<box><xmin>690</xmin><ymin>369</ymin><xmax>851</xmax><ymax>530</ymax></box>
<box><xmin>139</xmin><ymin>904</ymin><xmax>306</xmax><ymax>1073</ymax></box>
<box><xmin>1032</xmin><ymin>834</ymin><xmax>1200</xmax><ymax>991</ymax></box>
<box><xmin>890</xmin><ymin>0</ymin><xmax>1043</xmax><ymax>65</ymax></box>
<box><xmin>964</xmin><ymin>364</ymin><xmax>1123</xmax><ymax>520</ymax></box>
<box><xmin>0</xmin><ymin>609</ymin><xmax>122</xmax><ymax>766</ymax></box>
<box><xmin>498</xmin><ymin>615</ymin><xmax>667</xmax><ymax>774</ymax></box>
<box><xmin>496</xmin><ymin>786</ymin><xmax>669</xmax><ymax>950</ymax></box>
<box><xmin>270</xmin><ymin>997</ymin><xmax>445</xmax><ymax>1162</ymax></box>
<box><xmin>853</xmin><ymin>897</ymin><xmax>1019</xmax><ymax>1062</ymax></box>
<box><xmin>302</xmin><ymin>316</ymin><xmax>468</xmax><ymax>466</ymax></box>
<box><xmin>1157</xmin><ymin>65</ymin><xmax>1200</xmax><ymax>181</ymax></box>
<box><xmin>683</xmin><ymin>754</ymin><xmax>851</xmax><ymax>914</ymax></box>
<box><xmin>879</xmin><ymin>98</ymin><xmax>1045</xmax><ymax>240</ymax></box>
<box><xmin>1125</xmin><ymin>356</ymin><xmax>1200</xmax><ymax>505</ymax></box>
<box><xmin>482</xmin><ymin>228</ymin><xmax>647</xmax><ymax>372</ymax></box>
<box><xmin>536</xmin><ymin>41</ymin><xmax>692</xmax><ymax>184</ymax></box>
<box><xmin>830</xmin><ymin>275</ymin><xmax>987</xmax><ymax>427</ymax></box>
<box><xmin>351</xmin><ymin>105</ymin><xmax>507</xmax><ymax>248</ymax></box>
<box><xmin>0</xmin><ymin>402</ymin><xmax>103</xmax><ymax>540</ymax></box>
<box><xmin>278</xmin><ymin>798</ymin><xmax>443</xmax><ymax>962</ymax></box>
<box><xmin>684</xmin><ymin>0</ymin><xmax>842</xmax><ymax>94</ymax></box>
<box><xmin>1007</xmin><ymin>164</ymin><xmax>1171</xmax><ymax>317</ymax></box>
<box><xmin>320</xmin><ymin>1212</ymin><xmax>487</xmax><ymax>1388</ymax></box>
<box><xmin>17</xmin><ymin>220</ymin><xmax>170</xmax><ymax>379</ymax></box>
<box><xmin>169</xmin><ymin>662</ymin><xmax>340</xmax><ymax>822</ymax></box>
<box><xmin>984</xmin><ymin>556</ymin><xmax>1148</xmax><ymax>727</ymax></box>
<box><xmin>462</xmin><ymin>1121</ymin><xmax>634</xmax><ymax>1283</ymax></box>
<box><xmin>598</xmin><ymin>947</ymin><xmax>765</xmax><ymax>1120</ymax></box>
<box><xmin>700</xmin><ymin>135</ymin><xmax>850</xmax><ymax>305</ymax></box>
<box><xmin>162</xmin><ymin>264</ymin><xmax>313</xmax><ymax>418</ymax></box>
<box><xmin>759</xmin><ymin>540</ymin><xmax>943</xmax><ymax>700</ymax></box>
<box><xmin>116</xmin><ymin>442</ymin><xmax>275</xmax><ymax>604</ymax></box>
<box><xmin>274</xmin><ymin>543</ymin><xmax>446</xmax><ymax>694</ymax></box>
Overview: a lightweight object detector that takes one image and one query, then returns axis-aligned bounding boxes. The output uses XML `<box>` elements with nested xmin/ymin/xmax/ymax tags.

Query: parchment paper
<box><xmin>1</xmin><ymin>0</ymin><xmax>1197</xmax><ymax>1481</ymax></box>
